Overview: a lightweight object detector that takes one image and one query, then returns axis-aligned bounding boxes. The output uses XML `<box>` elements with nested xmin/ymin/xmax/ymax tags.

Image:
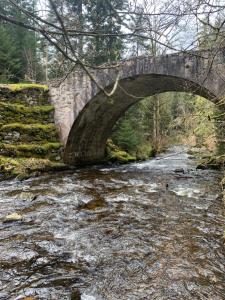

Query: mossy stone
<box><xmin>0</xmin><ymin>123</ymin><xmax>59</xmax><ymax>143</ymax></box>
<box><xmin>106</xmin><ymin>139</ymin><xmax>136</xmax><ymax>163</ymax></box>
<box><xmin>0</xmin><ymin>102</ymin><xmax>54</xmax><ymax>124</ymax></box>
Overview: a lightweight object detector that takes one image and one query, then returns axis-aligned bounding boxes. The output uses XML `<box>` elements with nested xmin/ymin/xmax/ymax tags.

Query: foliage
<box><xmin>85</xmin><ymin>0</ymin><xmax>128</xmax><ymax>65</ymax></box>
<box><xmin>0</xmin><ymin>25</ymin><xmax>21</xmax><ymax>82</ymax></box>
<box><xmin>106</xmin><ymin>139</ymin><xmax>136</xmax><ymax>163</ymax></box>
<box><xmin>0</xmin><ymin>0</ymin><xmax>43</xmax><ymax>82</ymax></box>
<box><xmin>111</xmin><ymin>92</ymin><xmax>217</xmax><ymax>160</ymax></box>
<box><xmin>112</xmin><ymin>118</ymin><xmax>141</xmax><ymax>153</ymax></box>
<box><xmin>197</xmin><ymin>154</ymin><xmax>225</xmax><ymax>170</ymax></box>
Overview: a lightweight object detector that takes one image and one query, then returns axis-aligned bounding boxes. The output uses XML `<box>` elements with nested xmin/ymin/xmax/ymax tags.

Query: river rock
<box><xmin>79</xmin><ymin>197</ymin><xmax>107</xmax><ymax>210</ymax></box>
<box><xmin>3</xmin><ymin>212</ymin><xmax>23</xmax><ymax>223</ymax></box>
<box><xmin>18</xmin><ymin>192</ymin><xmax>38</xmax><ymax>201</ymax></box>
<box><xmin>174</xmin><ymin>168</ymin><xmax>185</xmax><ymax>173</ymax></box>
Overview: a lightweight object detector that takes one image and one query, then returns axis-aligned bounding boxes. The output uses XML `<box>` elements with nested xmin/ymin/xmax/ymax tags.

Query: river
<box><xmin>0</xmin><ymin>146</ymin><xmax>225</xmax><ymax>300</ymax></box>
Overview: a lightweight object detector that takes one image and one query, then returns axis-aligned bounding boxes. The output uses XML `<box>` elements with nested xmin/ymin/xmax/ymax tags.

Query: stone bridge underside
<box><xmin>49</xmin><ymin>49</ymin><xmax>225</xmax><ymax>165</ymax></box>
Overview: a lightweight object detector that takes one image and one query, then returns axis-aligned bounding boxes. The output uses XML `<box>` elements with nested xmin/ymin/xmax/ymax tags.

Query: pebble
<box><xmin>3</xmin><ymin>212</ymin><xmax>23</xmax><ymax>223</ymax></box>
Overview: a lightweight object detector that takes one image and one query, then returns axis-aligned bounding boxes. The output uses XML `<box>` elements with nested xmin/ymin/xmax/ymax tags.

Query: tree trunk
<box><xmin>152</xmin><ymin>95</ymin><xmax>161</xmax><ymax>153</ymax></box>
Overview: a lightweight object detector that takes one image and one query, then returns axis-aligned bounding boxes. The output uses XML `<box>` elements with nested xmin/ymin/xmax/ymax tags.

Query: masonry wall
<box><xmin>0</xmin><ymin>85</ymin><xmax>62</xmax><ymax>161</ymax></box>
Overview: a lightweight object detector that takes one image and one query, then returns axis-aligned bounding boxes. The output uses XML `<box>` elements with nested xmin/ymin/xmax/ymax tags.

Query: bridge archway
<box><xmin>64</xmin><ymin>73</ymin><xmax>217</xmax><ymax>165</ymax></box>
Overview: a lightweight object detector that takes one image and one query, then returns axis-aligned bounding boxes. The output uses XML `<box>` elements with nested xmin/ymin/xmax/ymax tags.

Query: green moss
<box><xmin>106</xmin><ymin>139</ymin><xmax>155</xmax><ymax>163</ymax></box>
<box><xmin>135</xmin><ymin>143</ymin><xmax>154</xmax><ymax>160</ymax></box>
<box><xmin>0</xmin><ymin>102</ymin><xmax>54</xmax><ymax>114</ymax></box>
<box><xmin>0</xmin><ymin>83</ymin><xmax>62</xmax><ymax>173</ymax></box>
<box><xmin>0</xmin><ymin>102</ymin><xmax>54</xmax><ymax>124</ymax></box>
<box><xmin>0</xmin><ymin>123</ymin><xmax>59</xmax><ymax>143</ymax></box>
<box><xmin>197</xmin><ymin>154</ymin><xmax>225</xmax><ymax>170</ymax></box>
<box><xmin>0</xmin><ymin>142</ymin><xmax>62</xmax><ymax>159</ymax></box>
<box><xmin>0</xmin><ymin>83</ymin><xmax>48</xmax><ymax>91</ymax></box>
<box><xmin>1</xmin><ymin>122</ymin><xmax>55</xmax><ymax>131</ymax></box>
<box><xmin>0</xmin><ymin>84</ymin><xmax>49</xmax><ymax>106</ymax></box>
<box><xmin>106</xmin><ymin>139</ymin><xmax>136</xmax><ymax>163</ymax></box>
<box><xmin>0</xmin><ymin>155</ymin><xmax>66</xmax><ymax>181</ymax></box>
<box><xmin>109</xmin><ymin>150</ymin><xmax>136</xmax><ymax>163</ymax></box>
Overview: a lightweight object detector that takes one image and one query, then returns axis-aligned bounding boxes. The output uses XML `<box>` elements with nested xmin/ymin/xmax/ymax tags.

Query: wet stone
<box><xmin>21</xmin><ymin>297</ymin><xmax>38</xmax><ymax>300</ymax></box>
<box><xmin>18</xmin><ymin>192</ymin><xmax>38</xmax><ymax>201</ymax></box>
<box><xmin>3</xmin><ymin>212</ymin><xmax>23</xmax><ymax>223</ymax></box>
<box><xmin>79</xmin><ymin>197</ymin><xmax>108</xmax><ymax>210</ymax></box>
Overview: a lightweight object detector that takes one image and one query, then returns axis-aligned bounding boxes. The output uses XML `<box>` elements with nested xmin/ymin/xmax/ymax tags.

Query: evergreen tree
<box><xmin>112</xmin><ymin>118</ymin><xmax>140</xmax><ymax>153</ymax></box>
<box><xmin>0</xmin><ymin>25</ymin><xmax>21</xmax><ymax>82</ymax></box>
<box><xmin>0</xmin><ymin>0</ymin><xmax>40</xmax><ymax>82</ymax></box>
<box><xmin>86</xmin><ymin>0</ymin><xmax>128</xmax><ymax>64</ymax></box>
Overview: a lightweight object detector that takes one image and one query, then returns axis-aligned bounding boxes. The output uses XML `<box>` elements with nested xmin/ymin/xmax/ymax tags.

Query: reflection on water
<box><xmin>0</xmin><ymin>146</ymin><xmax>225</xmax><ymax>299</ymax></box>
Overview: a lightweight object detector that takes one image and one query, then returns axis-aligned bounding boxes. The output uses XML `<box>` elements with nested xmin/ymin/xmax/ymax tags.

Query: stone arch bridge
<box><xmin>49</xmin><ymin>49</ymin><xmax>225</xmax><ymax>165</ymax></box>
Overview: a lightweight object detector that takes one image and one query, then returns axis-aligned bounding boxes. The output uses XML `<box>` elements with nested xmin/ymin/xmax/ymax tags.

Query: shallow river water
<box><xmin>0</xmin><ymin>146</ymin><xmax>225</xmax><ymax>300</ymax></box>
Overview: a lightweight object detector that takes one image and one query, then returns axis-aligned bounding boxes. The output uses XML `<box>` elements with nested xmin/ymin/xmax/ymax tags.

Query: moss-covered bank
<box><xmin>0</xmin><ymin>155</ymin><xmax>66</xmax><ymax>181</ymax></box>
<box><xmin>0</xmin><ymin>83</ymin><xmax>64</xmax><ymax>180</ymax></box>
<box><xmin>106</xmin><ymin>139</ymin><xmax>155</xmax><ymax>163</ymax></box>
<box><xmin>196</xmin><ymin>154</ymin><xmax>225</xmax><ymax>170</ymax></box>
<box><xmin>106</xmin><ymin>139</ymin><xmax>136</xmax><ymax>163</ymax></box>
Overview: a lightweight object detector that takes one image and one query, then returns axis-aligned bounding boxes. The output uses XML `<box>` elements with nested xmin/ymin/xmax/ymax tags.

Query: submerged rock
<box><xmin>21</xmin><ymin>297</ymin><xmax>38</xmax><ymax>300</ymax></box>
<box><xmin>174</xmin><ymin>168</ymin><xmax>185</xmax><ymax>173</ymax></box>
<box><xmin>18</xmin><ymin>192</ymin><xmax>38</xmax><ymax>201</ymax></box>
<box><xmin>71</xmin><ymin>289</ymin><xmax>81</xmax><ymax>300</ymax></box>
<box><xmin>79</xmin><ymin>197</ymin><xmax>107</xmax><ymax>210</ymax></box>
<box><xmin>3</xmin><ymin>212</ymin><xmax>23</xmax><ymax>223</ymax></box>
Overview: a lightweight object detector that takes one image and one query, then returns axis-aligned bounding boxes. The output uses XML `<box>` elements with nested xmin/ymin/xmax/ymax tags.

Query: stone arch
<box><xmin>64</xmin><ymin>73</ymin><xmax>218</xmax><ymax>165</ymax></box>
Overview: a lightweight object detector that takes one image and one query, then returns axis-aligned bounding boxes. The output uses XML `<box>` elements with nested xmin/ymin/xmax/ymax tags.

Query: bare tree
<box><xmin>0</xmin><ymin>0</ymin><xmax>225</xmax><ymax>93</ymax></box>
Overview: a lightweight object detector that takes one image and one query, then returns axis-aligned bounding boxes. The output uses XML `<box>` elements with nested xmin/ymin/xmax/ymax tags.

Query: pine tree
<box><xmin>0</xmin><ymin>0</ymin><xmax>40</xmax><ymax>82</ymax></box>
<box><xmin>112</xmin><ymin>118</ymin><xmax>140</xmax><ymax>153</ymax></box>
<box><xmin>86</xmin><ymin>0</ymin><xmax>128</xmax><ymax>65</ymax></box>
<box><xmin>0</xmin><ymin>25</ymin><xmax>21</xmax><ymax>82</ymax></box>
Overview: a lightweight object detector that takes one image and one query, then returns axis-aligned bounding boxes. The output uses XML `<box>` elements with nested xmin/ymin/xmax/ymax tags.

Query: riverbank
<box><xmin>106</xmin><ymin>139</ymin><xmax>157</xmax><ymax>163</ymax></box>
<box><xmin>0</xmin><ymin>141</ymin><xmax>221</xmax><ymax>181</ymax></box>
<box><xmin>0</xmin><ymin>155</ymin><xmax>68</xmax><ymax>181</ymax></box>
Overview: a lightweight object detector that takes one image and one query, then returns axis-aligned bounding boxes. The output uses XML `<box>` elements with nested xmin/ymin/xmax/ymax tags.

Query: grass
<box><xmin>0</xmin><ymin>83</ymin><xmax>48</xmax><ymax>91</ymax></box>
